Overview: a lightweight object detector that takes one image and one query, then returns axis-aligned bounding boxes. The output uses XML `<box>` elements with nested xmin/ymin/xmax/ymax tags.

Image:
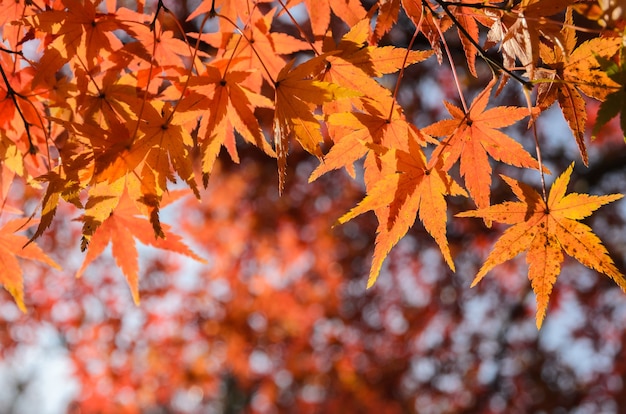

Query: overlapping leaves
<box><xmin>0</xmin><ymin>0</ymin><xmax>621</xmax><ymax>328</ymax></box>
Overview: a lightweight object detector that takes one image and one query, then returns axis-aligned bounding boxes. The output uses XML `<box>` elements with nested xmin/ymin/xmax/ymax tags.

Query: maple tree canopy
<box><xmin>0</xmin><ymin>0</ymin><xmax>624</xmax><ymax>330</ymax></box>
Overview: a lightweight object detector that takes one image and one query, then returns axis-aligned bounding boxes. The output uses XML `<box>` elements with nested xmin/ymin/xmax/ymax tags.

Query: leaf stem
<box><xmin>131</xmin><ymin>6</ymin><xmax>162</xmax><ymax>142</ymax></box>
<box><xmin>523</xmin><ymin>87</ymin><xmax>548</xmax><ymax>201</ymax></box>
<box><xmin>149</xmin><ymin>0</ymin><xmax>168</xmax><ymax>31</ymax></box>
<box><xmin>433</xmin><ymin>0</ymin><xmax>533</xmax><ymax>89</ymax></box>
<box><xmin>167</xmin><ymin>13</ymin><xmax>213</xmax><ymax>125</ymax></box>
<box><xmin>217</xmin><ymin>12</ymin><xmax>277</xmax><ymax>85</ymax></box>
<box><xmin>424</xmin><ymin>1</ymin><xmax>468</xmax><ymax>112</ymax></box>
<box><xmin>0</xmin><ymin>47</ymin><xmax>23</xmax><ymax>56</ymax></box>
<box><xmin>0</xmin><ymin>63</ymin><xmax>36</xmax><ymax>154</ymax></box>
<box><xmin>388</xmin><ymin>17</ymin><xmax>423</xmax><ymax>121</ymax></box>
<box><xmin>275</xmin><ymin>0</ymin><xmax>319</xmax><ymax>56</ymax></box>
<box><xmin>438</xmin><ymin>1</ymin><xmax>511</xmax><ymax>11</ymax></box>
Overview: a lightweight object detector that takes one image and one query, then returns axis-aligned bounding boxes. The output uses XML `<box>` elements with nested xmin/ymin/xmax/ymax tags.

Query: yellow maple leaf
<box><xmin>457</xmin><ymin>163</ymin><xmax>626</xmax><ymax>328</ymax></box>
<box><xmin>273</xmin><ymin>56</ymin><xmax>360</xmax><ymax>193</ymax></box>
<box><xmin>537</xmin><ymin>10</ymin><xmax>621</xmax><ymax>165</ymax></box>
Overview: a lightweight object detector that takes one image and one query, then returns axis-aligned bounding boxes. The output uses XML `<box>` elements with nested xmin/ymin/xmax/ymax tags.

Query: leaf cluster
<box><xmin>0</xmin><ymin>0</ymin><xmax>623</xmax><ymax>328</ymax></box>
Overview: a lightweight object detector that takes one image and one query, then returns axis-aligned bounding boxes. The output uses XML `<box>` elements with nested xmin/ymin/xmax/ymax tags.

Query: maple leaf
<box><xmin>457</xmin><ymin>163</ymin><xmax>626</xmax><ymax>329</ymax></box>
<box><xmin>447</xmin><ymin>1</ymin><xmax>495</xmax><ymax>77</ymax></box>
<box><xmin>401</xmin><ymin>0</ymin><xmax>453</xmax><ymax>63</ymax></box>
<box><xmin>48</xmin><ymin>80</ymin><xmax>199</xmax><ymax>244</ymax></box>
<box><xmin>339</xmin><ymin>137</ymin><xmax>466</xmax><ymax>287</ymax></box>
<box><xmin>591</xmin><ymin>48</ymin><xmax>626</xmax><ymax>141</ymax></box>
<box><xmin>371</xmin><ymin>0</ymin><xmax>401</xmax><ymax>43</ymax></box>
<box><xmin>0</xmin><ymin>218</ymin><xmax>61</xmax><ymax>312</ymax></box>
<box><xmin>114</xmin><ymin>100</ymin><xmax>200</xmax><ymax>234</ymax></box>
<box><xmin>188</xmin><ymin>63</ymin><xmax>275</xmax><ymax>183</ymax></box>
<box><xmin>75</xmin><ymin>69</ymin><xmax>143</xmax><ymax>128</ymax></box>
<box><xmin>485</xmin><ymin>0</ymin><xmax>572</xmax><ymax>80</ymax></box>
<box><xmin>423</xmin><ymin>80</ymin><xmax>541</xmax><ymax>212</ymax></box>
<box><xmin>139</xmin><ymin>112</ymin><xmax>198</xmax><ymax>224</ymax></box>
<box><xmin>273</xmin><ymin>56</ymin><xmax>360</xmax><ymax>192</ymax></box>
<box><xmin>310</xmin><ymin>99</ymin><xmax>434</xmax><ymax>181</ymax></box>
<box><xmin>126</xmin><ymin>19</ymin><xmax>192</xmax><ymax>68</ymax></box>
<box><xmin>26</xmin><ymin>0</ymin><xmax>124</xmax><ymax>85</ymax></box>
<box><xmin>319</xmin><ymin>18</ymin><xmax>433</xmax><ymax>113</ymax></box>
<box><xmin>537</xmin><ymin>12</ymin><xmax>622</xmax><ymax>164</ymax></box>
<box><xmin>77</xmin><ymin>189</ymin><xmax>206</xmax><ymax>305</ymax></box>
<box><xmin>29</xmin><ymin>141</ymin><xmax>88</xmax><ymax>244</ymax></box>
<box><xmin>53</xmin><ymin>115</ymin><xmax>128</xmax><ymax>186</ymax></box>
<box><xmin>294</xmin><ymin>0</ymin><xmax>366</xmax><ymax>40</ymax></box>
<box><xmin>199</xmin><ymin>7</ymin><xmax>310</xmax><ymax>85</ymax></box>
<box><xmin>309</xmin><ymin>20</ymin><xmax>433</xmax><ymax>179</ymax></box>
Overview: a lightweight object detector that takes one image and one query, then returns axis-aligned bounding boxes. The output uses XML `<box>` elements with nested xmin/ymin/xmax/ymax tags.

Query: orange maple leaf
<box><xmin>75</xmin><ymin>70</ymin><xmax>143</xmax><ymax>129</ymax></box>
<box><xmin>457</xmin><ymin>163</ymin><xmax>626</xmax><ymax>328</ymax></box>
<box><xmin>536</xmin><ymin>15</ymin><xmax>621</xmax><ymax>165</ymax></box>
<box><xmin>135</xmin><ymin>101</ymin><xmax>198</xmax><ymax>196</ymax></box>
<box><xmin>127</xmin><ymin>19</ymin><xmax>192</xmax><ymax>68</ymax></box>
<box><xmin>0</xmin><ymin>218</ymin><xmax>61</xmax><ymax>312</ymax></box>
<box><xmin>339</xmin><ymin>137</ymin><xmax>466</xmax><ymax>287</ymax></box>
<box><xmin>111</xmin><ymin>100</ymin><xmax>200</xmax><ymax>234</ymax></box>
<box><xmin>423</xmin><ymin>80</ymin><xmax>540</xmax><ymax>211</ymax></box>
<box><xmin>188</xmin><ymin>64</ymin><xmax>275</xmax><ymax>182</ymax></box>
<box><xmin>310</xmin><ymin>99</ymin><xmax>433</xmax><ymax>181</ymax></box>
<box><xmin>447</xmin><ymin>1</ymin><xmax>494</xmax><ymax>77</ymax></box>
<box><xmin>401</xmin><ymin>0</ymin><xmax>453</xmax><ymax>63</ymax></box>
<box><xmin>299</xmin><ymin>0</ymin><xmax>366</xmax><ymax>40</ymax></box>
<box><xmin>371</xmin><ymin>0</ymin><xmax>400</xmax><ymax>43</ymax></box>
<box><xmin>319</xmin><ymin>18</ymin><xmax>433</xmax><ymax>113</ymax></box>
<box><xmin>77</xmin><ymin>189</ymin><xmax>206</xmax><ymax>305</ymax></box>
<box><xmin>26</xmin><ymin>0</ymin><xmax>123</xmax><ymax>85</ymax></box>
<box><xmin>201</xmin><ymin>7</ymin><xmax>310</xmax><ymax>85</ymax></box>
<box><xmin>273</xmin><ymin>56</ymin><xmax>360</xmax><ymax>192</ymax></box>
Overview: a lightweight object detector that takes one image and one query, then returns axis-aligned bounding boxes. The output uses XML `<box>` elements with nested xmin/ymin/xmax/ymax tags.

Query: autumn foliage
<box><xmin>0</xmin><ymin>0</ymin><xmax>626</xmax><ymax>410</ymax></box>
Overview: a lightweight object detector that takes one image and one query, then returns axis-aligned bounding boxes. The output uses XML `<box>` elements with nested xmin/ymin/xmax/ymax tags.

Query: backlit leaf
<box><xmin>458</xmin><ymin>163</ymin><xmax>625</xmax><ymax>328</ymax></box>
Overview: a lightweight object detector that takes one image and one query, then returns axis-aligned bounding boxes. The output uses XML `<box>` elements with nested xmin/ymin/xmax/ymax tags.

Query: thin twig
<box><xmin>424</xmin><ymin>1</ymin><xmax>468</xmax><ymax>112</ymax></box>
<box><xmin>149</xmin><ymin>0</ymin><xmax>168</xmax><ymax>31</ymax></box>
<box><xmin>218</xmin><ymin>12</ymin><xmax>277</xmax><ymax>85</ymax></box>
<box><xmin>0</xmin><ymin>64</ymin><xmax>36</xmax><ymax>154</ymax></box>
<box><xmin>388</xmin><ymin>14</ymin><xmax>424</xmax><ymax>120</ymax></box>
<box><xmin>275</xmin><ymin>0</ymin><xmax>319</xmax><ymax>56</ymax></box>
<box><xmin>522</xmin><ymin>87</ymin><xmax>548</xmax><ymax>201</ymax></box>
<box><xmin>166</xmin><ymin>12</ymin><xmax>213</xmax><ymax>125</ymax></box>
<box><xmin>433</xmin><ymin>0</ymin><xmax>533</xmax><ymax>89</ymax></box>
